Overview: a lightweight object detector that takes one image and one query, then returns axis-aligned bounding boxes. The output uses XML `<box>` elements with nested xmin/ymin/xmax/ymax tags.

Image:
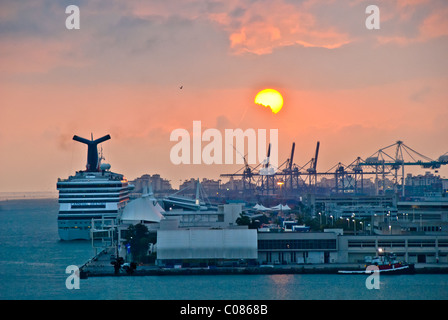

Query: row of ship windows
<box><xmin>59</xmin><ymin>194</ymin><xmax>123</xmax><ymax>198</ymax></box>
<box><xmin>58</xmin><ymin>189</ymin><xmax>128</xmax><ymax>193</ymax></box>
<box><xmin>59</xmin><ymin>210</ymin><xmax>118</xmax><ymax>214</ymax></box>
<box><xmin>59</xmin><ymin>226</ymin><xmax>91</xmax><ymax>230</ymax></box>
<box><xmin>58</xmin><ymin>198</ymin><xmax>129</xmax><ymax>205</ymax></box>
<box><xmin>59</xmin><ymin>220</ymin><xmax>91</xmax><ymax>230</ymax></box>
<box><xmin>70</xmin><ymin>204</ymin><xmax>106</xmax><ymax>209</ymax></box>
<box><xmin>59</xmin><ymin>220</ymin><xmax>90</xmax><ymax>224</ymax></box>
<box><xmin>59</xmin><ymin>198</ymin><xmax>129</xmax><ymax>204</ymax></box>
<box><xmin>58</xmin><ymin>216</ymin><xmax>106</xmax><ymax>220</ymax></box>
<box><xmin>57</xmin><ymin>183</ymin><xmax>127</xmax><ymax>188</ymax></box>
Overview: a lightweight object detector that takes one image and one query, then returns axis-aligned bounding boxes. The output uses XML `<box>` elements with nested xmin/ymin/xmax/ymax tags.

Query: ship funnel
<box><xmin>73</xmin><ymin>134</ymin><xmax>111</xmax><ymax>172</ymax></box>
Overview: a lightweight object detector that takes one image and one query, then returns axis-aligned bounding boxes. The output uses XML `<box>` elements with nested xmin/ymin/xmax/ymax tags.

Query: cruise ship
<box><xmin>57</xmin><ymin>134</ymin><xmax>131</xmax><ymax>240</ymax></box>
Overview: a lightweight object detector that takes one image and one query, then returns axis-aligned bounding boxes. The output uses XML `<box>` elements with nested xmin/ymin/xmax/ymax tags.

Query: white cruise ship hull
<box><xmin>58</xmin><ymin>222</ymin><xmax>91</xmax><ymax>241</ymax></box>
<box><xmin>57</xmin><ymin>171</ymin><xmax>130</xmax><ymax>241</ymax></box>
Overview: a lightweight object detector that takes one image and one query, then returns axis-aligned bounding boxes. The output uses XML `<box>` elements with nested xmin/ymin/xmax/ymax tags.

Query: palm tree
<box><xmin>236</xmin><ymin>213</ymin><xmax>251</xmax><ymax>226</ymax></box>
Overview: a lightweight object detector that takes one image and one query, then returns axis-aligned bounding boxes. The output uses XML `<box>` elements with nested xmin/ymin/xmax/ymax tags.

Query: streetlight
<box><xmin>277</xmin><ymin>180</ymin><xmax>285</xmax><ymax>193</ymax></box>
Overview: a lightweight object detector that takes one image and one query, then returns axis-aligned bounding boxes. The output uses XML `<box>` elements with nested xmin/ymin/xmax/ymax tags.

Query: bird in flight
<box><xmin>179</xmin><ymin>85</ymin><xmax>183</xmax><ymax>89</ymax></box>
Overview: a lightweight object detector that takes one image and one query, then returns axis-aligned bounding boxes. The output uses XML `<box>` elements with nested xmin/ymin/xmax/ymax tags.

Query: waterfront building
<box><xmin>257</xmin><ymin>231</ymin><xmax>339</xmax><ymax>264</ymax></box>
<box><xmin>256</xmin><ymin>230</ymin><xmax>448</xmax><ymax>265</ymax></box>
<box><xmin>309</xmin><ymin>194</ymin><xmax>397</xmax><ymax>219</ymax></box>
<box><xmin>375</xmin><ymin>198</ymin><xmax>448</xmax><ymax>235</ymax></box>
<box><xmin>156</xmin><ymin>228</ymin><xmax>258</xmax><ymax>266</ymax></box>
<box><xmin>164</xmin><ymin>203</ymin><xmax>243</xmax><ymax>228</ymax></box>
<box><xmin>339</xmin><ymin>234</ymin><xmax>448</xmax><ymax>264</ymax></box>
<box><xmin>397</xmin><ymin>198</ymin><xmax>448</xmax><ymax>222</ymax></box>
<box><xmin>154</xmin><ymin>203</ymin><xmax>257</xmax><ymax>266</ymax></box>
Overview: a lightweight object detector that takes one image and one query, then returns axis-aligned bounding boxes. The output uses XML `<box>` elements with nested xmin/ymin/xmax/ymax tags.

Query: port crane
<box><xmin>358</xmin><ymin>141</ymin><xmax>448</xmax><ymax>196</ymax></box>
<box><xmin>220</xmin><ymin>140</ymin><xmax>447</xmax><ymax>199</ymax></box>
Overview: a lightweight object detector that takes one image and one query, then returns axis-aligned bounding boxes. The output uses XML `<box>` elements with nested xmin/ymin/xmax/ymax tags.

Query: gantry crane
<box><xmin>220</xmin><ymin>140</ymin><xmax>447</xmax><ymax>199</ymax></box>
<box><xmin>358</xmin><ymin>141</ymin><xmax>448</xmax><ymax>196</ymax></box>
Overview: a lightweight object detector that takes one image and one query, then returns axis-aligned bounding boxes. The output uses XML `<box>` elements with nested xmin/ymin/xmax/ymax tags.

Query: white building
<box><xmin>156</xmin><ymin>228</ymin><xmax>258</xmax><ymax>265</ymax></box>
<box><xmin>163</xmin><ymin>203</ymin><xmax>243</xmax><ymax>228</ymax></box>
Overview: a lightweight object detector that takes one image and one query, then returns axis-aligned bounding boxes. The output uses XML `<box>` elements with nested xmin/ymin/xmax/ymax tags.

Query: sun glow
<box><xmin>254</xmin><ymin>88</ymin><xmax>284</xmax><ymax>114</ymax></box>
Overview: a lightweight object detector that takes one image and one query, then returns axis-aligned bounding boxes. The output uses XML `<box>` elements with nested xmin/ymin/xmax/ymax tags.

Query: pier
<box><xmin>79</xmin><ymin>248</ymin><xmax>448</xmax><ymax>278</ymax></box>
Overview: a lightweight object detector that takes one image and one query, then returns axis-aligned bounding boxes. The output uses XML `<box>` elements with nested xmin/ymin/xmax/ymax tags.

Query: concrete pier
<box><xmin>79</xmin><ymin>249</ymin><xmax>448</xmax><ymax>278</ymax></box>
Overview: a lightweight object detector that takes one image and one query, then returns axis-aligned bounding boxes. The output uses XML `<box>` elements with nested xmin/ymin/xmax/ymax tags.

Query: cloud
<box><xmin>207</xmin><ymin>0</ymin><xmax>351</xmax><ymax>55</ymax></box>
<box><xmin>419</xmin><ymin>7</ymin><xmax>448</xmax><ymax>39</ymax></box>
<box><xmin>0</xmin><ymin>38</ymin><xmax>87</xmax><ymax>74</ymax></box>
<box><xmin>409</xmin><ymin>86</ymin><xmax>431</xmax><ymax>102</ymax></box>
<box><xmin>375</xmin><ymin>0</ymin><xmax>448</xmax><ymax>45</ymax></box>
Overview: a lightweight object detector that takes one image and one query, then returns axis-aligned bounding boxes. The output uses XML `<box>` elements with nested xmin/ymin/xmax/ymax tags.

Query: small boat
<box><xmin>338</xmin><ymin>253</ymin><xmax>414</xmax><ymax>275</ymax></box>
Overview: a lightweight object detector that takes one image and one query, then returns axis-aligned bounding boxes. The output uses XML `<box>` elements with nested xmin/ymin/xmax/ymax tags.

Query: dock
<box><xmin>79</xmin><ymin>249</ymin><xmax>448</xmax><ymax>278</ymax></box>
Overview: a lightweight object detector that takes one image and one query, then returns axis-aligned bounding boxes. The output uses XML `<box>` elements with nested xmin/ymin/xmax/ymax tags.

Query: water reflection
<box><xmin>268</xmin><ymin>274</ymin><xmax>296</xmax><ymax>300</ymax></box>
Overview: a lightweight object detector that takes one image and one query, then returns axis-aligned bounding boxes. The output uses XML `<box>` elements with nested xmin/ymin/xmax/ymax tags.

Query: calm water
<box><xmin>0</xmin><ymin>198</ymin><xmax>447</xmax><ymax>300</ymax></box>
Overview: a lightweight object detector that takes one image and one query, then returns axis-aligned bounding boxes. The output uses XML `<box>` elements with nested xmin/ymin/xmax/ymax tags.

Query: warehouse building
<box><xmin>156</xmin><ymin>227</ymin><xmax>257</xmax><ymax>267</ymax></box>
<box><xmin>339</xmin><ymin>234</ymin><xmax>448</xmax><ymax>264</ymax></box>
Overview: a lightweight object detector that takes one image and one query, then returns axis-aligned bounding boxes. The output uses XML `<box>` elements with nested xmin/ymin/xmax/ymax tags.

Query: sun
<box><xmin>254</xmin><ymin>88</ymin><xmax>284</xmax><ymax>114</ymax></box>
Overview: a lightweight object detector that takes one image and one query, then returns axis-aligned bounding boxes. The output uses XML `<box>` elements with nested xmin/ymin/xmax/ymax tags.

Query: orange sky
<box><xmin>0</xmin><ymin>0</ymin><xmax>447</xmax><ymax>192</ymax></box>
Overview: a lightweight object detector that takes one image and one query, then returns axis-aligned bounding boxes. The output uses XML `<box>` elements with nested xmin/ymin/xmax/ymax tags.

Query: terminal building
<box><xmin>256</xmin><ymin>231</ymin><xmax>448</xmax><ymax>265</ymax></box>
<box><xmin>339</xmin><ymin>234</ymin><xmax>448</xmax><ymax>264</ymax></box>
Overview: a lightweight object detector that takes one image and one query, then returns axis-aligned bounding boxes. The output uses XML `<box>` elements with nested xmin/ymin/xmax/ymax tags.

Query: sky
<box><xmin>1</xmin><ymin>0</ymin><xmax>447</xmax><ymax>193</ymax></box>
